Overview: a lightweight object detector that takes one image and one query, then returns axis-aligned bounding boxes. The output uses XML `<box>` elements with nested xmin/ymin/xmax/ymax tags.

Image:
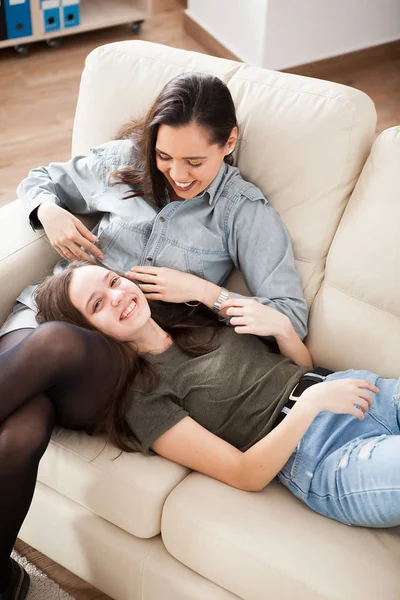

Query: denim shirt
<box><xmin>17</xmin><ymin>139</ymin><xmax>308</xmax><ymax>339</ymax></box>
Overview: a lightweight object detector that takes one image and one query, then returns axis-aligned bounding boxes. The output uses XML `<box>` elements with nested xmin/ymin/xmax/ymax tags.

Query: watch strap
<box><xmin>213</xmin><ymin>287</ymin><xmax>229</xmax><ymax>313</ymax></box>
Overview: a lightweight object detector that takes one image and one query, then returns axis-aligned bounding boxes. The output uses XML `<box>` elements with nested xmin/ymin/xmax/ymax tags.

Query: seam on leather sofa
<box><xmin>90</xmin><ymin>45</ymin><xmax>242</xmax><ymax>76</ymax></box>
<box><xmin>307</xmin><ymin>106</ymin><xmax>356</xmax><ymax>305</ymax></box>
<box><xmin>91</xmin><ymin>45</ymin><xmax>370</xmax><ymax>116</ymax></box>
<box><xmin>1</xmin><ymin>235</ymin><xmax>47</xmax><ymax>262</ymax></box>
<box><xmin>163</xmin><ymin>511</ymin><xmax>331</xmax><ymax>600</ymax></box>
<box><xmin>140</xmin><ymin>539</ymin><xmax>159</xmax><ymax>600</ymax></box>
<box><xmin>46</xmin><ymin>437</ymin><xmax>190</xmax><ymax>494</ymax></box>
<box><xmin>324</xmin><ymin>280</ymin><xmax>400</xmax><ymax>320</ymax></box>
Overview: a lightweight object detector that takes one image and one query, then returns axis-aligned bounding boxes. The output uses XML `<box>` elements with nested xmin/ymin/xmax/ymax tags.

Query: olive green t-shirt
<box><xmin>126</xmin><ymin>327</ymin><xmax>310</xmax><ymax>455</ymax></box>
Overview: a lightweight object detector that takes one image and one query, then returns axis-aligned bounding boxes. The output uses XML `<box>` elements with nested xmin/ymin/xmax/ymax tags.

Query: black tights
<box><xmin>0</xmin><ymin>322</ymin><xmax>121</xmax><ymax>590</ymax></box>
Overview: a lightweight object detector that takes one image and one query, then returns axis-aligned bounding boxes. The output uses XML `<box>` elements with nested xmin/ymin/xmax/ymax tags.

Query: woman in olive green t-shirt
<box><xmin>12</xmin><ymin>261</ymin><xmax>400</xmax><ymax>531</ymax></box>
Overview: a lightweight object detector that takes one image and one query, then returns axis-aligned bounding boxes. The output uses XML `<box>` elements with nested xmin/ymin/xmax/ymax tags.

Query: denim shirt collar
<box><xmin>194</xmin><ymin>161</ymin><xmax>228</xmax><ymax>206</ymax></box>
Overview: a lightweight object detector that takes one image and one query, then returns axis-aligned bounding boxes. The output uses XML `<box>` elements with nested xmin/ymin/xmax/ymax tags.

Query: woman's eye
<box><xmin>157</xmin><ymin>154</ymin><xmax>170</xmax><ymax>161</ymax></box>
<box><xmin>188</xmin><ymin>162</ymin><xmax>202</xmax><ymax>168</ymax></box>
<box><xmin>93</xmin><ymin>300</ymin><xmax>102</xmax><ymax>313</ymax></box>
<box><xmin>111</xmin><ymin>276</ymin><xmax>120</xmax><ymax>287</ymax></box>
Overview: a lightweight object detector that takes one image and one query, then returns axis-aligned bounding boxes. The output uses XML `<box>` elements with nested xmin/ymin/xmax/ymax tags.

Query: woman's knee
<box><xmin>0</xmin><ymin>396</ymin><xmax>54</xmax><ymax>464</ymax></box>
<box><xmin>30</xmin><ymin>321</ymin><xmax>107</xmax><ymax>368</ymax></box>
<box><xmin>0</xmin><ymin>328</ymin><xmax>34</xmax><ymax>353</ymax></box>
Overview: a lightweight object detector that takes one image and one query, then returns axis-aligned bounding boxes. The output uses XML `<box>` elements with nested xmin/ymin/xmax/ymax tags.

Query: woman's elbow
<box><xmin>234</xmin><ymin>459</ymin><xmax>271</xmax><ymax>492</ymax></box>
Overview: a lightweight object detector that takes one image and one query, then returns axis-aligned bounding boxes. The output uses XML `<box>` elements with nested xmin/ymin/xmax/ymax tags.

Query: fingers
<box><xmin>58</xmin><ymin>246</ymin><xmax>75</xmax><ymax>261</ymax></box>
<box><xmin>76</xmin><ymin>236</ymin><xmax>104</xmax><ymax>260</ymax></box>
<box><xmin>225</xmin><ymin>306</ymin><xmax>245</xmax><ymax>317</ymax></box>
<box><xmin>355</xmin><ymin>380</ymin><xmax>379</xmax><ymax>394</ymax></box>
<box><xmin>358</xmin><ymin>390</ymin><xmax>374</xmax><ymax>408</ymax></box>
<box><xmin>138</xmin><ymin>284</ymin><xmax>162</xmax><ymax>293</ymax></box>
<box><xmin>220</xmin><ymin>298</ymin><xmax>248</xmax><ymax>311</ymax></box>
<box><xmin>129</xmin><ymin>272</ymin><xmax>159</xmax><ymax>283</ymax></box>
<box><xmin>73</xmin><ymin>221</ymin><xmax>104</xmax><ymax>259</ymax></box>
<box><xmin>130</xmin><ymin>266</ymin><xmax>160</xmax><ymax>274</ymax></box>
<box><xmin>233</xmin><ymin>326</ymin><xmax>253</xmax><ymax>335</ymax></box>
<box><xmin>229</xmin><ymin>316</ymin><xmax>246</xmax><ymax>326</ymax></box>
<box><xmin>58</xmin><ymin>244</ymin><xmax>95</xmax><ymax>263</ymax></box>
<box><xmin>124</xmin><ymin>271</ymin><xmax>136</xmax><ymax>280</ymax></box>
<box><xmin>142</xmin><ymin>293</ymin><xmax>162</xmax><ymax>301</ymax></box>
<box><xmin>75</xmin><ymin>219</ymin><xmax>99</xmax><ymax>243</ymax></box>
<box><xmin>354</xmin><ymin>398</ymin><xmax>370</xmax><ymax>413</ymax></box>
<box><xmin>351</xmin><ymin>406</ymin><xmax>365</xmax><ymax>421</ymax></box>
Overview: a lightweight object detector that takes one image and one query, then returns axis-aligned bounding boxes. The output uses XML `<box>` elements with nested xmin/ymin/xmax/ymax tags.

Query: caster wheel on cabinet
<box><xmin>46</xmin><ymin>38</ymin><xmax>61</xmax><ymax>49</ymax></box>
<box><xmin>131</xmin><ymin>20</ymin><xmax>144</xmax><ymax>34</ymax></box>
<box><xmin>14</xmin><ymin>44</ymin><xmax>29</xmax><ymax>56</ymax></box>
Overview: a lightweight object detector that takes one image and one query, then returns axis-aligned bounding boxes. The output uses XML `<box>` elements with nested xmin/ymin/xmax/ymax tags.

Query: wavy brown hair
<box><xmin>112</xmin><ymin>71</ymin><xmax>238</xmax><ymax>208</ymax></box>
<box><xmin>35</xmin><ymin>260</ymin><xmax>223</xmax><ymax>453</ymax></box>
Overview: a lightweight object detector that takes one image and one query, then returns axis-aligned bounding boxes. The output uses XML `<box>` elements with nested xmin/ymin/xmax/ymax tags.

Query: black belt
<box><xmin>274</xmin><ymin>367</ymin><xmax>333</xmax><ymax>428</ymax></box>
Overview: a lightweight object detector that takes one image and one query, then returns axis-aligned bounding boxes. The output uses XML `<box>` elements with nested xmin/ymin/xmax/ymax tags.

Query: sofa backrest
<box><xmin>308</xmin><ymin>126</ymin><xmax>400</xmax><ymax>377</ymax></box>
<box><xmin>72</xmin><ymin>41</ymin><xmax>376</xmax><ymax>307</ymax></box>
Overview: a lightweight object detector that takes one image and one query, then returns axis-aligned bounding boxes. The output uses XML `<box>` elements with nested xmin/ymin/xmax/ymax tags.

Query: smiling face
<box><xmin>69</xmin><ymin>265</ymin><xmax>151</xmax><ymax>342</ymax></box>
<box><xmin>155</xmin><ymin>122</ymin><xmax>236</xmax><ymax>200</ymax></box>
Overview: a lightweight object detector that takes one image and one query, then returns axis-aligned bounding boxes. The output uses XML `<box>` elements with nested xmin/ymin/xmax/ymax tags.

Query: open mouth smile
<box><xmin>171</xmin><ymin>179</ymin><xmax>196</xmax><ymax>192</ymax></box>
<box><xmin>120</xmin><ymin>298</ymin><xmax>138</xmax><ymax>320</ymax></box>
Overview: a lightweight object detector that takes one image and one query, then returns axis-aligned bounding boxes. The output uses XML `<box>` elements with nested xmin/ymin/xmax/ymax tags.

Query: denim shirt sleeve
<box><xmin>225</xmin><ymin>189</ymin><xmax>308</xmax><ymax>340</ymax></box>
<box><xmin>17</xmin><ymin>140</ymin><xmax>134</xmax><ymax>231</ymax></box>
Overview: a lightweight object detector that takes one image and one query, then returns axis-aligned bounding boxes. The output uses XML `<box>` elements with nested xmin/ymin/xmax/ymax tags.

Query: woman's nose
<box><xmin>170</xmin><ymin>161</ymin><xmax>188</xmax><ymax>182</ymax></box>
<box><xmin>110</xmin><ymin>289</ymin><xmax>125</xmax><ymax>306</ymax></box>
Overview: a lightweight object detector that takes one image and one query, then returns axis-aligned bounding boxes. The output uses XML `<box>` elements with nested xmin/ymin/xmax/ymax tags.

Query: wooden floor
<box><xmin>15</xmin><ymin>539</ymin><xmax>112</xmax><ymax>600</ymax></box>
<box><xmin>0</xmin><ymin>2</ymin><xmax>207</xmax><ymax>209</ymax></box>
<box><xmin>3</xmin><ymin>6</ymin><xmax>400</xmax><ymax>599</ymax></box>
<box><xmin>1</xmin><ymin>3</ymin><xmax>399</xmax><ymax>209</ymax></box>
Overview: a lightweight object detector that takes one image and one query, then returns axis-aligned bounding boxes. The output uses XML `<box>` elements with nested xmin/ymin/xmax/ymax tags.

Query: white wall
<box><xmin>265</xmin><ymin>0</ymin><xmax>400</xmax><ymax>70</ymax></box>
<box><xmin>187</xmin><ymin>0</ymin><xmax>268</xmax><ymax>66</ymax></box>
<box><xmin>187</xmin><ymin>0</ymin><xmax>400</xmax><ymax>70</ymax></box>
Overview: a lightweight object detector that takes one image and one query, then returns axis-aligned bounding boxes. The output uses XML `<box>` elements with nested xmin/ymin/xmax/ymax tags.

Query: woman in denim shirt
<box><xmin>0</xmin><ymin>72</ymin><xmax>307</xmax><ymax>599</ymax></box>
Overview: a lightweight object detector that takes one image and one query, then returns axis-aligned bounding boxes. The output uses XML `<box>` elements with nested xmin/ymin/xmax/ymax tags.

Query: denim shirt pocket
<box><xmin>95</xmin><ymin>217</ymin><xmax>149</xmax><ymax>273</ymax></box>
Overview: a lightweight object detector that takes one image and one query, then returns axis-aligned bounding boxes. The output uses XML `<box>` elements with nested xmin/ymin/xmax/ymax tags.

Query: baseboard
<box><xmin>183</xmin><ymin>12</ymin><xmax>400</xmax><ymax>77</ymax></box>
<box><xmin>284</xmin><ymin>39</ymin><xmax>400</xmax><ymax>77</ymax></box>
<box><xmin>183</xmin><ymin>13</ymin><xmax>241</xmax><ymax>62</ymax></box>
<box><xmin>152</xmin><ymin>0</ymin><xmax>184</xmax><ymax>14</ymax></box>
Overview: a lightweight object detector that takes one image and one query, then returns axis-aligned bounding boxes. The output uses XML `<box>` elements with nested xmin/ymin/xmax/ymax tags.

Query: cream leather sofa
<box><xmin>1</xmin><ymin>41</ymin><xmax>400</xmax><ymax>600</ymax></box>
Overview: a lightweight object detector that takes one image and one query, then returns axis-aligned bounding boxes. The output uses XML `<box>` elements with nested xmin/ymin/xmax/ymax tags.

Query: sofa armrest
<box><xmin>0</xmin><ymin>200</ymin><xmax>101</xmax><ymax>327</ymax></box>
<box><xmin>0</xmin><ymin>201</ymin><xmax>58</xmax><ymax>326</ymax></box>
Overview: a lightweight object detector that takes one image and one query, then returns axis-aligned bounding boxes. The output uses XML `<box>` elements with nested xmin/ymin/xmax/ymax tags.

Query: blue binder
<box><xmin>4</xmin><ymin>0</ymin><xmax>32</xmax><ymax>40</ymax></box>
<box><xmin>41</xmin><ymin>0</ymin><xmax>60</xmax><ymax>33</ymax></box>
<box><xmin>62</xmin><ymin>0</ymin><xmax>79</xmax><ymax>28</ymax></box>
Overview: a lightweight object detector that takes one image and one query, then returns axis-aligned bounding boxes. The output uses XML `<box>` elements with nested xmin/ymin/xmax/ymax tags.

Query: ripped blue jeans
<box><xmin>278</xmin><ymin>370</ymin><xmax>400</xmax><ymax>527</ymax></box>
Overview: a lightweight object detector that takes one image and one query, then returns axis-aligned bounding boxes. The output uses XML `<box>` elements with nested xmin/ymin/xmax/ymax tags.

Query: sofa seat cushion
<box><xmin>162</xmin><ymin>473</ymin><xmax>400</xmax><ymax>600</ymax></box>
<box><xmin>37</xmin><ymin>427</ymin><xmax>190</xmax><ymax>538</ymax></box>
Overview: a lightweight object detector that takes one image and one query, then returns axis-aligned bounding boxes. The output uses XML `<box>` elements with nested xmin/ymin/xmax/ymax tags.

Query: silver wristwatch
<box><xmin>213</xmin><ymin>288</ymin><xmax>229</xmax><ymax>313</ymax></box>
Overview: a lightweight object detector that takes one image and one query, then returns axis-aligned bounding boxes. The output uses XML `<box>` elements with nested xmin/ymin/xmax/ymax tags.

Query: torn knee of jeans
<box><xmin>336</xmin><ymin>435</ymin><xmax>387</xmax><ymax>470</ymax></box>
<box><xmin>391</xmin><ymin>378</ymin><xmax>400</xmax><ymax>407</ymax></box>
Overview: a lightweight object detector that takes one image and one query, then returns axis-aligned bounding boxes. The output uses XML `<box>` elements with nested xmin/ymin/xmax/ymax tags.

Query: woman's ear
<box><xmin>226</xmin><ymin>126</ymin><xmax>238</xmax><ymax>155</ymax></box>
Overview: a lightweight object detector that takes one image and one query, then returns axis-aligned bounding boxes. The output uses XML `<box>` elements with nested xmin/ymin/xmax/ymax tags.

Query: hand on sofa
<box><xmin>37</xmin><ymin>202</ymin><xmax>104</xmax><ymax>263</ymax></box>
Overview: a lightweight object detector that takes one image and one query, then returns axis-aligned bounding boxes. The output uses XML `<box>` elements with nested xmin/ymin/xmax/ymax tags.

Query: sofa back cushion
<box><xmin>72</xmin><ymin>40</ymin><xmax>376</xmax><ymax>305</ymax></box>
<box><xmin>307</xmin><ymin>126</ymin><xmax>400</xmax><ymax>377</ymax></box>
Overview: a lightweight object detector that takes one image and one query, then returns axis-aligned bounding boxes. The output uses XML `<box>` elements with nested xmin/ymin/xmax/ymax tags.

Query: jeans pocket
<box><xmin>279</xmin><ymin>442</ymin><xmax>301</xmax><ymax>482</ymax></box>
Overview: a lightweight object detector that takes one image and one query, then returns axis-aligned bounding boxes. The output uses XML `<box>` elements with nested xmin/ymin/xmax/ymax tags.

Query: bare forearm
<box><xmin>275</xmin><ymin>319</ymin><xmax>313</xmax><ymax>367</ymax></box>
<box><xmin>239</xmin><ymin>401</ymin><xmax>317</xmax><ymax>491</ymax></box>
<box><xmin>197</xmin><ymin>280</ymin><xmax>231</xmax><ymax>317</ymax></box>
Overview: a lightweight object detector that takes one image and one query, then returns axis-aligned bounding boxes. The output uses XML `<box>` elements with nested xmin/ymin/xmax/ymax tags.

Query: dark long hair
<box><xmin>112</xmin><ymin>71</ymin><xmax>238</xmax><ymax>207</ymax></box>
<box><xmin>35</xmin><ymin>261</ymin><xmax>223</xmax><ymax>453</ymax></box>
